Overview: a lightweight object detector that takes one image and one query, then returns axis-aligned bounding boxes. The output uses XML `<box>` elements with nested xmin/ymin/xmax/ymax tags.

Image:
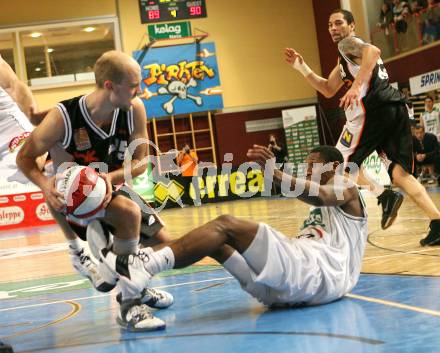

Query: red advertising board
<box><xmin>0</xmin><ymin>192</ymin><xmax>55</xmax><ymax>231</ymax></box>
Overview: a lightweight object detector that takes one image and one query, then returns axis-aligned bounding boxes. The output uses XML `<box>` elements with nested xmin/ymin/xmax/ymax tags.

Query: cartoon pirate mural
<box><xmin>135</xmin><ymin>42</ymin><xmax>224</xmax><ymax>118</ymax></box>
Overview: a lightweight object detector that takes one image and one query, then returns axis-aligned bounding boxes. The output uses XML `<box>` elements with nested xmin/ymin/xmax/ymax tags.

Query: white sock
<box><xmin>222</xmin><ymin>250</ymin><xmax>253</xmax><ymax>286</ymax></box>
<box><xmin>67</xmin><ymin>238</ymin><xmax>82</xmax><ymax>253</ymax></box>
<box><xmin>144</xmin><ymin>246</ymin><xmax>175</xmax><ymax>275</ymax></box>
<box><xmin>113</xmin><ymin>238</ymin><xmax>139</xmax><ymax>255</ymax></box>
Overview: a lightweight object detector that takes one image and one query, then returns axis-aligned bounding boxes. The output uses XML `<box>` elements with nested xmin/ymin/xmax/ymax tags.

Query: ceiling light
<box><xmin>30</xmin><ymin>32</ymin><xmax>42</xmax><ymax>38</ymax></box>
<box><xmin>35</xmin><ymin>67</ymin><xmax>41</xmax><ymax>71</ymax></box>
<box><xmin>83</xmin><ymin>27</ymin><xmax>96</xmax><ymax>32</ymax></box>
<box><xmin>47</xmin><ymin>48</ymin><xmax>54</xmax><ymax>53</ymax></box>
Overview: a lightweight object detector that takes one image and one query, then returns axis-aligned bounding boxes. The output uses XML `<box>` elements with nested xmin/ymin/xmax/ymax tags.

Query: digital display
<box><xmin>139</xmin><ymin>0</ymin><xmax>207</xmax><ymax>24</ymax></box>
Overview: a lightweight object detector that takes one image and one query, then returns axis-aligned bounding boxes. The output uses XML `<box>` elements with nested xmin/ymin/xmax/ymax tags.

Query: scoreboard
<box><xmin>139</xmin><ymin>0</ymin><xmax>207</xmax><ymax>24</ymax></box>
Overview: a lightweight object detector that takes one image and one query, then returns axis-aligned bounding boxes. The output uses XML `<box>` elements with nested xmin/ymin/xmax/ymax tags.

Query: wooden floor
<box><xmin>1</xmin><ymin>191</ymin><xmax>440</xmax><ymax>284</ymax></box>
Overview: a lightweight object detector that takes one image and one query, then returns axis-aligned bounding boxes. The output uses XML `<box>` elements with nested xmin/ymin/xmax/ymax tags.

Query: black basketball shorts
<box><xmin>68</xmin><ymin>185</ymin><xmax>164</xmax><ymax>242</ymax></box>
<box><xmin>336</xmin><ymin>102</ymin><xmax>413</xmax><ymax>175</ymax></box>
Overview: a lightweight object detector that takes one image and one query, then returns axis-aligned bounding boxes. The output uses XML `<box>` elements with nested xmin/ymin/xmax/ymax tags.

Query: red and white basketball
<box><xmin>56</xmin><ymin>166</ymin><xmax>107</xmax><ymax>219</ymax></box>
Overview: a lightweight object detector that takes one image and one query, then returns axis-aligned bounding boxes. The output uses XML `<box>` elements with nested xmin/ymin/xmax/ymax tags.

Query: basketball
<box><xmin>56</xmin><ymin>166</ymin><xmax>107</xmax><ymax>219</ymax></box>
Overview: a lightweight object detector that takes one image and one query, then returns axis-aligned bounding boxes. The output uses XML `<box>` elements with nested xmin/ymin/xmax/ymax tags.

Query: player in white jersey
<box><xmin>420</xmin><ymin>96</ymin><xmax>440</xmax><ymax>140</ymax></box>
<box><xmin>88</xmin><ymin>145</ymin><xmax>367</xmax><ymax>308</ymax></box>
<box><xmin>0</xmin><ymin>55</ymin><xmax>112</xmax><ymax>295</ymax></box>
<box><xmin>0</xmin><ymin>55</ymin><xmax>47</xmax><ymax>184</ymax></box>
<box><xmin>284</xmin><ymin>9</ymin><xmax>440</xmax><ymax>246</ymax></box>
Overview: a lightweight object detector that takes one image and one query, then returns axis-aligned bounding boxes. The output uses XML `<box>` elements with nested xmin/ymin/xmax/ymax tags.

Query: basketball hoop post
<box><xmin>135</xmin><ymin>28</ymin><xmax>209</xmax><ymax>64</ymax></box>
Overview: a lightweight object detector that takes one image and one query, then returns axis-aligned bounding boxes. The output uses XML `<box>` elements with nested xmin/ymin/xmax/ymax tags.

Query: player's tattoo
<box><xmin>338</xmin><ymin>36</ymin><xmax>369</xmax><ymax>59</ymax></box>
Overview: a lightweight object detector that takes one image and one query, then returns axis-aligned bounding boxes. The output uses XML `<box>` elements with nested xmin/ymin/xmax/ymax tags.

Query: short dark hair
<box><xmin>331</xmin><ymin>9</ymin><xmax>355</xmax><ymax>25</ymax></box>
<box><xmin>94</xmin><ymin>51</ymin><xmax>129</xmax><ymax>88</ymax></box>
<box><xmin>310</xmin><ymin>145</ymin><xmax>344</xmax><ymax>164</ymax></box>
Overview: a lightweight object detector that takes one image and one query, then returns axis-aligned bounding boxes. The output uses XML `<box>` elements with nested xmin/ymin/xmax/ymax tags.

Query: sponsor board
<box><xmin>148</xmin><ymin>21</ymin><xmax>192</xmax><ymax>39</ymax></box>
<box><xmin>154</xmin><ymin>167</ymin><xmax>266</xmax><ymax>208</ymax></box>
<box><xmin>409</xmin><ymin>69</ymin><xmax>440</xmax><ymax>95</ymax></box>
<box><xmin>0</xmin><ymin>206</ymin><xmax>24</xmax><ymax>226</ymax></box>
<box><xmin>0</xmin><ymin>192</ymin><xmax>54</xmax><ymax>231</ymax></box>
<box><xmin>361</xmin><ymin>151</ymin><xmax>391</xmax><ymax>186</ymax></box>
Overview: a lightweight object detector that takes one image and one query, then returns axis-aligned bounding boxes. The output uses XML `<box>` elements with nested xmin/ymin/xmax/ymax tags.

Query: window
<box><xmin>0</xmin><ymin>32</ymin><xmax>15</xmax><ymax>72</ymax></box>
<box><xmin>0</xmin><ymin>17</ymin><xmax>121</xmax><ymax>88</ymax></box>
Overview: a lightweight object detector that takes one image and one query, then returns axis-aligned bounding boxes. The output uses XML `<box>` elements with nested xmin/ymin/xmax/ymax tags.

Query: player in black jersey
<box><xmin>17</xmin><ymin>50</ymin><xmax>172</xmax><ymax>331</ymax></box>
<box><xmin>284</xmin><ymin>9</ymin><xmax>440</xmax><ymax>245</ymax></box>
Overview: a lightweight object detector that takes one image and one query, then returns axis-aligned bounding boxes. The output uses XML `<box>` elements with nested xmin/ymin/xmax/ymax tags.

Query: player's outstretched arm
<box><xmin>0</xmin><ymin>55</ymin><xmax>37</xmax><ymax>119</ymax></box>
<box><xmin>339</xmin><ymin>37</ymin><xmax>381</xmax><ymax>110</ymax></box>
<box><xmin>247</xmin><ymin>144</ymin><xmax>357</xmax><ymax>207</ymax></box>
<box><xmin>284</xmin><ymin>47</ymin><xmax>343</xmax><ymax>98</ymax></box>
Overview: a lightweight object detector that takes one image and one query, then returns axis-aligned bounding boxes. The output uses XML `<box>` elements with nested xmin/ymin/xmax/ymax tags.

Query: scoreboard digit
<box><xmin>139</xmin><ymin>0</ymin><xmax>207</xmax><ymax>24</ymax></box>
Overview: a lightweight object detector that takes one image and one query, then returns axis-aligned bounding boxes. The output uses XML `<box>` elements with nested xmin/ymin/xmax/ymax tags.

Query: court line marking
<box><xmin>29</xmin><ymin>331</ymin><xmax>384</xmax><ymax>351</ymax></box>
<box><xmin>346</xmin><ymin>293</ymin><xmax>440</xmax><ymax>317</ymax></box>
<box><xmin>0</xmin><ymin>276</ymin><xmax>234</xmax><ymax>313</ymax></box>
<box><xmin>3</xmin><ymin>273</ymin><xmax>440</xmax><ymax>321</ymax></box>
<box><xmin>1</xmin><ymin>300</ymin><xmax>81</xmax><ymax>339</ymax></box>
<box><xmin>363</xmin><ymin>247</ymin><xmax>440</xmax><ymax>260</ymax></box>
<box><xmin>193</xmin><ymin>282</ymin><xmax>225</xmax><ymax>292</ymax></box>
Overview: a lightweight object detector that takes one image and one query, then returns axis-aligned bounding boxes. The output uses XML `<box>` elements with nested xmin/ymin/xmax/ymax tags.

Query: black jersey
<box><xmin>56</xmin><ymin>95</ymin><xmax>135</xmax><ymax>172</ymax></box>
<box><xmin>338</xmin><ymin>37</ymin><xmax>405</xmax><ymax>111</ymax></box>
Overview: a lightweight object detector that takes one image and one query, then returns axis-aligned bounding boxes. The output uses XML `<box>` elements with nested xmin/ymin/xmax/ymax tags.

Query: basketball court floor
<box><xmin>1</xmin><ymin>191</ymin><xmax>440</xmax><ymax>353</ymax></box>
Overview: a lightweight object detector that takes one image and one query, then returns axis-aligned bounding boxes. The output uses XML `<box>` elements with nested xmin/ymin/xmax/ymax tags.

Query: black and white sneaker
<box><xmin>420</xmin><ymin>220</ymin><xmax>440</xmax><ymax>246</ymax></box>
<box><xmin>117</xmin><ymin>298</ymin><xmax>165</xmax><ymax>332</ymax></box>
<box><xmin>69</xmin><ymin>247</ymin><xmax>115</xmax><ymax>292</ymax></box>
<box><xmin>116</xmin><ymin>287</ymin><xmax>174</xmax><ymax>309</ymax></box>
<box><xmin>100</xmin><ymin>247</ymin><xmax>153</xmax><ymax>292</ymax></box>
<box><xmin>377</xmin><ymin>189</ymin><xmax>404</xmax><ymax>230</ymax></box>
<box><xmin>87</xmin><ymin>219</ymin><xmax>153</xmax><ymax>292</ymax></box>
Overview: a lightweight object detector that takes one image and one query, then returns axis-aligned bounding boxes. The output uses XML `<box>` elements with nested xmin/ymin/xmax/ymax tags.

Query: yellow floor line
<box><xmin>2</xmin><ymin>300</ymin><xmax>80</xmax><ymax>339</ymax></box>
<box><xmin>346</xmin><ymin>293</ymin><xmax>440</xmax><ymax>317</ymax></box>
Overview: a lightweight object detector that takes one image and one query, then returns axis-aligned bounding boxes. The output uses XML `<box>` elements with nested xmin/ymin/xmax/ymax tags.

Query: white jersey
<box><xmin>242</xmin><ymin>191</ymin><xmax>367</xmax><ymax>306</ymax></box>
<box><xmin>421</xmin><ymin>108</ymin><xmax>440</xmax><ymax>139</ymax></box>
<box><xmin>0</xmin><ymin>85</ymin><xmax>34</xmax><ymax>183</ymax></box>
<box><xmin>295</xmin><ymin>194</ymin><xmax>368</xmax><ymax>304</ymax></box>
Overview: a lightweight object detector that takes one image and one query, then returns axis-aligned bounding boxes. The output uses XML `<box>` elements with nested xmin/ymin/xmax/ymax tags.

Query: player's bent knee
<box><xmin>109</xmin><ymin>197</ymin><xmax>141</xmax><ymax>227</ymax></box>
<box><xmin>214</xmin><ymin>214</ymin><xmax>237</xmax><ymax>226</ymax></box>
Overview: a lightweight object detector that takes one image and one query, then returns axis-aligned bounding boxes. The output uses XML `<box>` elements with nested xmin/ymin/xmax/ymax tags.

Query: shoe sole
<box><xmin>382</xmin><ymin>194</ymin><xmax>404</xmax><ymax>230</ymax></box>
<box><xmin>116</xmin><ymin>317</ymin><xmax>166</xmax><ymax>332</ymax></box>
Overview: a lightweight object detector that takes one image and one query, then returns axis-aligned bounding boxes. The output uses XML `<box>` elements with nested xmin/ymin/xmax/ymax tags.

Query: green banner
<box><xmin>132</xmin><ymin>163</ymin><xmax>155</xmax><ymax>202</ymax></box>
<box><xmin>147</xmin><ymin>21</ymin><xmax>192</xmax><ymax>39</ymax></box>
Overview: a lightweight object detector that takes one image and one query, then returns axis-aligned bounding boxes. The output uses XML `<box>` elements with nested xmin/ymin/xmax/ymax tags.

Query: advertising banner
<box><xmin>132</xmin><ymin>163</ymin><xmax>155</xmax><ymax>202</ymax></box>
<box><xmin>282</xmin><ymin>106</ymin><xmax>320</xmax><ymax>172</ymax></box>
<box><xmin>0</xmin><ymin>191</ymin><xmax>54</xmax><ymax>231</ymax></box>
<box><xmin>409</xmin><ymin>69</ymin><xmax>440</xmax><ymax>95</ymax></box>
<box><xmin>0</xmin><ymin>151</ymin><xmax>54</xmax><ymax>231</ymax></box>
<box><xmin>361</xmin><ymin>151</ymin><xmax>391</xmax><ymax>187</ymax></box>
<box><xmin>147</xmin><ymin>21</ymin><xmax>192</xmax><ymax>40</ymax></box>
<box><xmin>134</xmin><ymin>42</ymin><xmax>223</xmax><ymax>118</ymax></box>
<box><xmin>153</xmin><ymin>167</ymin><xmax>266</xmax><ymax>208</ymax></box>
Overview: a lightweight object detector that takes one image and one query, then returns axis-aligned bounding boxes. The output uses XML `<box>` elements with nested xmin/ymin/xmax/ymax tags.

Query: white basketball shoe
<box><xmin>117</xmin><ymin>298</ymin><xmax>166</xmax><ymax>332</ymax></box>
<box><xmin>116</xmin><ymin>287</ymin><xmax>174</xmax><ymax>309</ymax></box>
<box><xmin>87</xmin><ymin>220</ymin><xmax>173</xmax><ymax>308</ymax></box>
<box><xmin>69</xmin><ymin>247</ymin><xmax>115</xmax><ymax>292</ymax></box>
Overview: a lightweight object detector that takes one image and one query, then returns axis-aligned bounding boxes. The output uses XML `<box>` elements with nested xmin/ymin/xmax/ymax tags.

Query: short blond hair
<box><xmin>94</xmin><ymin>50</ymin><xmax>136</xmax><ymax>88</ymax></box>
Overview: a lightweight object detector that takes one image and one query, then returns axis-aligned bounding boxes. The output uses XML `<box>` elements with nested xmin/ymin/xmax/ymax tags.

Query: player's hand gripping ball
<box><xmin>56</xmin><ymin>166</ymin><xmax>107</xmax><ymax>218</ymax></box>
